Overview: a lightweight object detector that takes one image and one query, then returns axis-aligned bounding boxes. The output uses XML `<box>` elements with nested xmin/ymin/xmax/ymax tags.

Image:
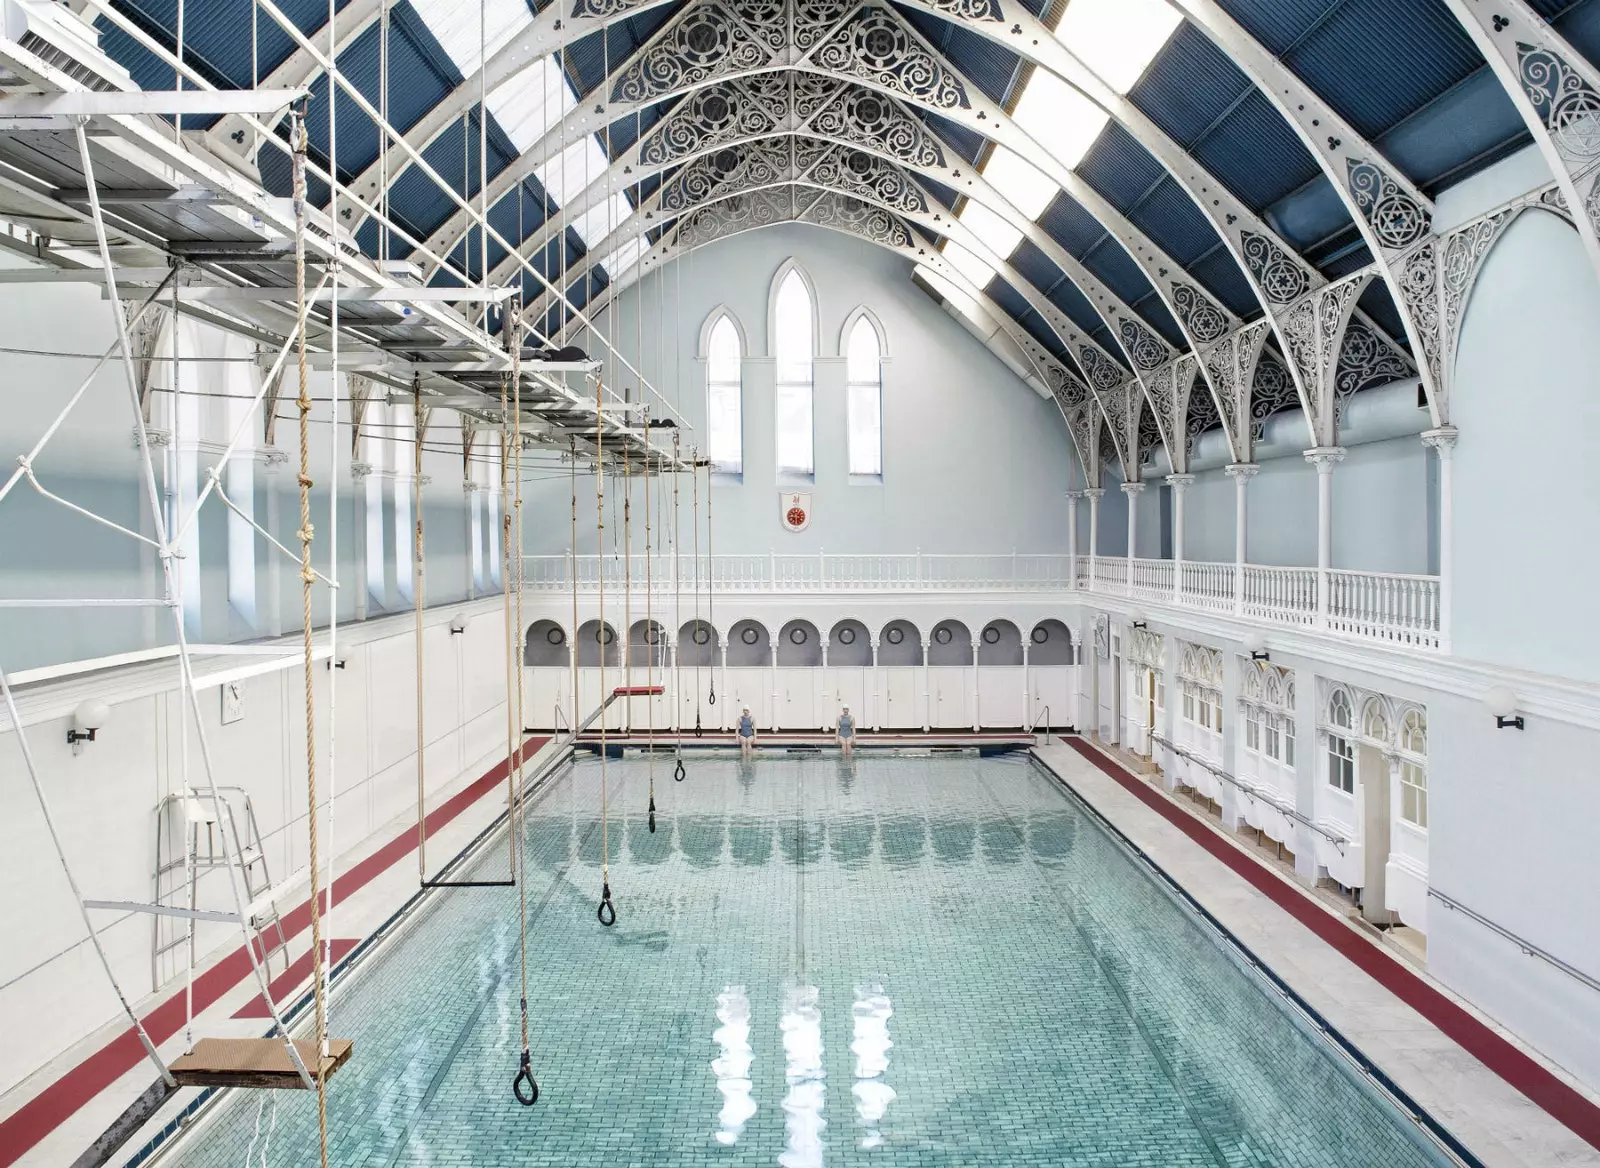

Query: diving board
<box><xmin>167</xmin><ymin>1038</ymin><xmax>353</xmax><ymax>1090</ymax></box>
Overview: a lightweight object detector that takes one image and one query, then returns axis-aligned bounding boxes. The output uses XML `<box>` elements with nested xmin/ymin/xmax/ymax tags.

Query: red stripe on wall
<box><xmin>1064</xmin><ymin>737</ymin><xmax>1600</xmax><ymax>1152</ymax></box>
<box><xmin>0</xmin><ymin>738</ymin><xmax>545</xmax><ymax>1167</ymax></box>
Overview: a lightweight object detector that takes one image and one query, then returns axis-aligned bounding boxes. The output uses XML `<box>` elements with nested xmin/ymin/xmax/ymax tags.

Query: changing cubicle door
<box><xmin>526</xmin><ymin>667</ymin><xmax>573</xmax><ymax>732</ymax></box>
<box><xmin>724</xmin><ymin>669</ymin><xmax>770</xmax><ymax>732</ymax></box>
<box><xmin>829</xmin><ymin>668</ymin><xmax>868</xmax><ymax>731</ymax></box>
<box><xmin>777</xmin><ymin>668</ymin><xmax>816</xmax><ymax>731</ymax></box>
<box><xmin>1028</xmin><ymin>666</ymin><xmax>1072</xmax><ymax>732</ymax></box>
<box><xmin>930</xmin><ymin>667</ymin><xmax>970</xmax><ymax>729</ymax></box>
<box><xmin>879</xmin><ymin>667</ymin><xmax>921</xmax><ymax>729</ymax></box>
<box><xmin>978</xmin><ymin>666</ymin><xmax>1025</xmax><ymax>728</ymax></box>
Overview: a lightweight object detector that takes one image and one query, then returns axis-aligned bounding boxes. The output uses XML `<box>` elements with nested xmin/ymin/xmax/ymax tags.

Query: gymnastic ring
<box><xmin>674</xmin><ymin>757</ymin><xmax>687</xmax><ymax>782</ymax></box>
<box><xmin>598</xmin><ymin>883</ymin><xmax>617</xmax><ymax>927</ymax></box>
<box><xmin>648</xmin><ymin>795</ymin><xmax>657</xmax><ymax>833</ymax></box>
<box><xmin>708</xmin><ymin>682</ymin><xmax>717</xmax><ymax>706</ymax></box>
<box><xmin>513</xmin><ymin>1052</ymin><xmax>539</xmax><ymax>1106</ymax></box>
<box><xmin>694</xmin><ymin>712</ymin><xmax>704</xmax><ymax>739</ymax></box>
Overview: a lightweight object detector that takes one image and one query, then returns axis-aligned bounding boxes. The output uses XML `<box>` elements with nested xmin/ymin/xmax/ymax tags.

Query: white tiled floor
<box><xmin>1033</xmin><ymin>741</ymin><xmax>1600</xmax><ymax>1168</ymax></box>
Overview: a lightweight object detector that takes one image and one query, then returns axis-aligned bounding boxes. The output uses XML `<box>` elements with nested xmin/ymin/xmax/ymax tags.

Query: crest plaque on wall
<box><xmin>780</xmin><ymin>492</ymin><xmax>812</xmax><ymax>533</ymax></box>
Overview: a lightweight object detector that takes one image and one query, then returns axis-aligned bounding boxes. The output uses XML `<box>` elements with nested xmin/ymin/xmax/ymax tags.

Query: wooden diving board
<box><xmin>610</xmin><ymin>685</ymin><xmax>665</xmax><ymax>696</ymax></box>
<box><xmin>168</xmin><ymin>1037</ymin><xmax>353</xmax><ymax>1089</ymax></box>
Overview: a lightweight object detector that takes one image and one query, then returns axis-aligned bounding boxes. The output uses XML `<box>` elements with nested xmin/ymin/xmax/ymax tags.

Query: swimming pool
<box><xmin>158</xmin><ymin>752</ymin><xmax>1460</xmax><ymax>1167</ymax></box>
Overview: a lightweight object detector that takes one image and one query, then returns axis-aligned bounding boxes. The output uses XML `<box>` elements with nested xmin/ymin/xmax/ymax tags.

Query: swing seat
<box><xmin>168</xmin><ymin>1037</ymin><xmax>353</xmax><ymax>1089</ymax></box>
<box><xmin>611</xmin><ymin>685</ymin><xmax>665</xmax><ymax>697</ymax></box>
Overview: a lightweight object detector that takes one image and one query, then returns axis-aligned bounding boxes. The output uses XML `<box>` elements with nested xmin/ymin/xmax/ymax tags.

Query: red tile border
<box><xmin>1063</xmin><ymin>737</ymin><xmax>1600</xmax><ymax>1153</ymax></box>
<box><xmin>231</xmin><ymin>940</ymin><xmax>359</xmax><ymax>1019</ymax></box>
<box><xmin>0</xmin><ymin>738</ymin><xmax>545</xmax><ymax>1167</ymax></box>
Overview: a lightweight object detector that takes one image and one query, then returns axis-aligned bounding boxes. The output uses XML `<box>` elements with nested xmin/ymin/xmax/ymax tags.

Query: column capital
<box><xmin>1164</xmin><ymin>473</ymin><xmax>1196</xmax><ymax>489</ymax></box>
<box><xmin>1065</xmin><ymin>490</ymin><xmax>1086</xmax><ymax>501</ymax></box>
<box><xmin>1082</xmin><ymin>487</ymin><xmax>1106</xmax><ymax>501</ymax></box>
<box><xmin>1303</xmin><ymin>446</ymin><xmax>1346</xmax><ymax>472</ymax></box>
<box><xmin>1120</xmin><ymin>480</ymin><xmax>1147</xmax><ymax>496</ymax></box>
<box><xmin>1421</xmin><ymin>425</ymin><xmax>1459</xmax><ymax>452</ymax></box>
<box><xmin>350</xmin><ymin>460</ymin><xmax>374</xmax><ymax>480</ymax></box>
<box><xmin>260</xmin><ymin>447</ymin><xmax>289</xmax><ymax>471</ymax></box>
<box><xmin>1223</xmin><ymin>462</ymin><xmax>1260</xmax><ymax>482</ymax></box>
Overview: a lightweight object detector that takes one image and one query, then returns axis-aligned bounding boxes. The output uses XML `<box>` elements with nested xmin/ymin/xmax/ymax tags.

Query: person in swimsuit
<box><xmin>836</xmin><ymin>705</ymin><xmax>855</xmax><ymax>758</ymax></box>
<box><xmin>737</xmin><ymin>706</ymin><xmax>756</xmax><ymax>757</ymax></box>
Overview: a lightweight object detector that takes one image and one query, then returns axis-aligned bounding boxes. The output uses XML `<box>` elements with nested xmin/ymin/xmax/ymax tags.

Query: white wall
<box><xmin>0</xmin><ymin>598</ymin><xmax>511</xmax><ymax>1096</ymax></box>
<box><xmin>538</xmin><ymin>222</ymin><xmax>1075</xmax><ymax>557</ymax></box>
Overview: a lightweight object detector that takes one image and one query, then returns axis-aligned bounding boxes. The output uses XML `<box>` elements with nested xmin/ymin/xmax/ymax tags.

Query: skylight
<box><xmin>411</xmin><ymin>0</ymin><xmax>530</xmax><ymax>78</ymax></box>
<box><xmin>488</xmin><ymin>58</ymin><xmax>573</xmax><ymax>153</ymax></box>
<box><xmin>1056</xmin><ymin>0</ymin><xmax>1182</xmax><ymax>95</ymax></box>
<box><xmin>941</xmin><ymin>242</ymin><xmax>997</xmax><ymax>292</ymax></box>
<box><xmin>956</xmin><ymin>200</ymin><xmax>1023</xmax><ymax>262</ymax></box>
<box><xmin>916</xmin><ymin>265</ymin><xmax>989</xmax><ymax>329</ymax></box>
<box><xmin>1011</xmin><ymin>71</ymin><xmax>1108</xmax><ymax>170</ymax></box>
<box><xmin>982</xmin><ymin>148</ymin><xmax>1056</xmax><ymax>220</ymax></box>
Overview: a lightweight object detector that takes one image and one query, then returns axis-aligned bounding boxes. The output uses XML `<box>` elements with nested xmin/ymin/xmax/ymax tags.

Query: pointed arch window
<box><xmin>706</xmin><ymin>313</ymin><xmax>743</xmax><ymax>476</ymax></box>
<box><xmin>846</xmin><ymin>315</ymin><xmax>883</xmax><ymax>477</ymax></box>
<box><xmin>774</xmin><ymin>269</ymin><xmax>814</xmax><ymax>477</ymax></box>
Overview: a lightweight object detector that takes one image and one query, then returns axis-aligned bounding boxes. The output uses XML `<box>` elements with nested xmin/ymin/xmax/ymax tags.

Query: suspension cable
<box><xmin>596</xmin><ymin>380</ymin><xmax>616</xmax><ymax>927</ymax></box>
<box><xmin>705</xmin><ymin>449</ymin><xmax>715</xmax><ymax>710</ymax></box>
<box><xmin>691</xmin><ymin>448</ymin><xmax>702</xmax><ymax>739</ymax></box>
<box><xmin>671</xmin><ymin>430</ymin><xmax>685</xmax><ymax>781</ymax></box>
<box><xmin>644</xmin><ymin>409</ymin><xmax>657</xmax><ymax>827</ymax></box>
<box><xmin>510</xmin><ymin>302</ymin><xmax>539</xmax><ymax>1107</ymax></box>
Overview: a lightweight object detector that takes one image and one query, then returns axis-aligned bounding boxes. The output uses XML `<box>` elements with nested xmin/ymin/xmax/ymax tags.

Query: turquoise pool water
<box><xmin>162</xmin><ymin>753</ymin><xmax>1457</xmax><ymax>1167</ymax></box>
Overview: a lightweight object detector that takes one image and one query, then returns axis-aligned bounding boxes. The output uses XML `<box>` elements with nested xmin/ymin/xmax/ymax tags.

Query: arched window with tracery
<box><xmin>1326</xmin><ymin>689</ymin><xmax>1355</xmax><ymax>795</ymax></box>
<box><xmin>1398</xmin><ymin>709</ymin><xmax>1428</xmax><ymax>828</ymax></box>
<box><xmin>773</xmin><ymin>267</ymin><xmax>815</xmax><ymax>476</ymax></box>
<box><xmin>706</xmin><ymin>313</ymin><xmax>743</xmax><ymax>475</ymax></box>
<box><xmin>846</xmin><ymin>314</ymin><xmax>883</xmax><ymax>476</ymax></box>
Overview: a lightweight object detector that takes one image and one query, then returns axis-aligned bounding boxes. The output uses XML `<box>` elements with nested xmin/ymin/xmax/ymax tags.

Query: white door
<box><xmin>777</xmin><ymin>667</ymin><xmax>816</xmax><ymax>730</ymax></box>
<box><xmin>725</xmin><ymin>668</ymin><xmax>769</xmax><ymax>731</ymax></box>
<box><xmin>880</xmin><ymin>667</ymin><xmax>921</xmax><ymax>729</ymax></box>
<box><xmin>930</xmin><ymin>667</ymin><xmax>969</xmax><ymax>729</ymax></box>
<box><xmin>979</xmin><ymin>665</ymin><xmax>1025</xmax><ymax>728</ymax></box>
<box><xmin>1029</xmin><ymin>666</ymin><xmax>1071</xmax><ymax>732</ymax></box>
<box><xmin>828</xmin><ymin>667</ymin><xmax>868</xmax><ymax>731</ymax></box>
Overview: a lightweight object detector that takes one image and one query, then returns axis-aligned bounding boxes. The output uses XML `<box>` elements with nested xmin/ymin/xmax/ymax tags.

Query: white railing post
<box><xmin>1121</xmin><ymin>482</ymin><xmax>1144</xmax><ymax>594</ymax></box>
<box><xmin>1225</xmin><ymin>463</ymin><xmax>1257</xmax><ymax>615</ymax></box>
<box><xmin>819</xmin><ymin>546</ymin><xmax>826</xmax><ymax>591</ymax></box>
<box><xmin>1085</xmin><ymin>489</ymin><xmax>1104</xmax><ymax>591</ymax></box>
<box><xmin>1304</xmin><ymin>448</ymin><xmax>1344</xmax><ymax>630</ymax></box>
<box><xmin>1422</xmin><ymin>427</ymin><xmax>1457</xmax><ymax>653</ymax></box>
<box><xmin>915</xmin><ymin>546</ymin><xmax>923</xmax><ymax>589</ymax></box>
<box><xmin>769</xmin><ymin>549</ymin><xmax>776</xmax><ymax>591</ymax></box>
<box><xmin>1066</xmin><ymin>490</ymin><xmax>1081</xmax><ymax>589</ymax></box>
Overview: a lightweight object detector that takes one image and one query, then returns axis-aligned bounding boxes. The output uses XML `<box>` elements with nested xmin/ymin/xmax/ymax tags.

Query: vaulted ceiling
<box><xmin>97</xmin><ymin>0</ymin><xmax>1600</xmax><ymax>470</ymax></box>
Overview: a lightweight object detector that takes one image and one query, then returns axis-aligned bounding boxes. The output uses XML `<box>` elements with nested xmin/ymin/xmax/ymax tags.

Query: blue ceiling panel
<box><xmin>1355</xmin><ymin>283</ymin><xmax>1407</xmax><ymax>354</ymax></box>
<box><xmin>1189</xmin><ymin>89</ymin><xmax>1323</xmax><ymax>209</ymax></box>
<box><xmin>918</xmin><ymin>22</ymin><xmax>1024</xmax><ymax>107</ymax></box>
<box><xmin>1037</xmin><ymin>192</ymin><xmax>1113</xmax><ymax>257</ymax></box>
<box><xmin>1264</xmin><ymin>174</ymin><xmax>1351</xmax><ymax>254</ymax></box>
<box><xmin>571</xmin><ymin>5</ymin><xmax>682</xmax><ymax>99</ymax></box>
<box><xmin>1185</xmin><ymin>247</ymin><xmax>1259</xmax><ymax>319</ymax></box>
<box><xmin>1374</xmin><ymin>68</ymin><xmax>1525</xmax><ymax>192</ymax></box>
<box><xmin>100</xmin><ymin>0</ymin><xmax>350</xmax><ymax>93</ymax></box>
<box><xmin>1078</xmin><ymin>123</ymin><xmax>1166</xmax><ymax>215</ymax></box>
<box><xmin>1124</xmin><ymin>178</ymin><xmax>1224</xmax><ymax>269</ymax></box>
<box><xmin>1129</xmin><ymin>23</ymin><xmax>1253</xmax><ymax>145</ymax></box>
<box><xmin>1077</xmin><ymin>238</ymin><xmax>1160</xmax><ymax>310</ymax></box>
<box><xmin>1139</xmin><ymin>296</ymin><xmax>1187</xmax><ymax>350</ymax></box>
<box><xmin>1008</xmin><ymin>238</ymin><xmax>1062</xmax><ymax>296</ymax></box>
<box><xmin>919</xmin><ymin>110</ymin><xmax>988</xmax><ymax>167</ymax></box>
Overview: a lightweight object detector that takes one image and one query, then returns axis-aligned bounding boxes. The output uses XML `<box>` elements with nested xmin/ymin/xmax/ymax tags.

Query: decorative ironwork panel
<box><xmin>612</xmin><ymin>5</ymin><xmax>773</xmax><ymax>104</ymax></box>
<box><xmin>1334</xmin><ymin>317</ymin><xmax>1412</xmax><ymax>412</ymax></box>
<box><xmin>1118</xmin><ymin>316</ymin><xmax>1169</xmax><ymax>371</ymax></box>
<box><xmin>1171</xmin><ymin>282</ymin><xmax>1228</xmax><ymax>344</ymax></box>
<box><xmin>1346</xmin><ymin>159</ymin><xmax>1432</xmax><ymax>251</ymax></box>
<box><xmin>809</xmin><ymin>9</ymin><xmax>970</xmax><ymax>109</ymax></box>
<box><xmin>674</xmin><ymin>187</ymin><xmax>796</xmax><ymax>248</ymax></box>
<box><xmin>1516</xmin><ymin>42</ymin><xmax>1600</xmax><ymax>166</ymax></box>
<box><xmin>801</xmin><ymin>192</ymin><xmax>915</xmax><ymax>249</ymax></box>
<box><xmin>571</xmin><ymin>0</ymin><xmax>654</xmax><ymax>17</ymax></box>
<box><xmin>657</xmin><ymin>138</ymin><xmax>793</xmax><ymax>213</ymax></box>
<box><xmin>638</xmin><ymin>81</ymin><xmax>786</xmax><ymax>166</ymax></box>
<box><xmin>806</xmin><ymin>85</ymin><xmax>947</xmax><ymax>167</ymax></box>
<box><xmin>1249</xmin><ymin>352</ymin><xmax>1297</xmax><ymax>426</ymax></box>
<box><xmin>1077</xmin><ymin>346</ymin><xmax>1125</xmax><ymax>394</ymax></box>
<box><xmin>1241</xmin><ymin>230</ymin><xmax>1312</xmax><ymax>305</ymax></box>
<box><xmin>802</xmin><ymin>140</ymin><xmax>928</xmax><ymax>213</ymax></box>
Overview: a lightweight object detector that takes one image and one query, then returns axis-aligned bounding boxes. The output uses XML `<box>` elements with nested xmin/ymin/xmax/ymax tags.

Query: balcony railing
<box><xmin>523</xmin><ymin>553</ymin><xmax>1442</xmax><ymax>649</ymax></box>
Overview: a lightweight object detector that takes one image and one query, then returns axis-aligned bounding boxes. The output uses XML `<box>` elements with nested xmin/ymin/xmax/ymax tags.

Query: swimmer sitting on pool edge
<box><xmin>737</xmin><ymin>706</ymin><xmax>756</xmax><ymax>756</ymax></box>
<box><xmin>836</xmin><ymin>705</ymin><xmax>855</xmax><ymax>758</ymax></box>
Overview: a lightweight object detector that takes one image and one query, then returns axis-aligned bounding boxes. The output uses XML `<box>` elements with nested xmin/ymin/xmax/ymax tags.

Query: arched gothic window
<box><xmin>1326</xmin><ymin>689</ymin><xmax>1355</xmax><ymax>794</ymax></box>
<box><xmin>1398</xmin><ymin>709</ymin><xmax>1428</xmax><ymax>828</ymax></box>
<box><xmin>774</xmin><ymin>268</ymin><xmax>814</xmax><ymax>476</ymax></box>
<box><xmin>846</xmin><ymin>314</ymin><xmax>883</xmax><ymax>476</ymax></box>
<box><xmin>706</xmin><ymin>313</ymin><xmax>743</xmax><ymax>475</ymax></box>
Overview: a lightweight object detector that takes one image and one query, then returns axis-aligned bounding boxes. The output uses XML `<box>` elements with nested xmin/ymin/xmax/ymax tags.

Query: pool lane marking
<box><xmin>967</xmin><ymin>759</ymin><xmax>1233</xmax><ymax>1168</ymax></box>
<box><xmin>0</xmin><ymin>736</ymin><xmax>549</xmax><ymax>1168</ymax></box>
<box><xmin>1060</xmin><ymin>737</ymin><xmax>1600</xmax><ymax>1154</ymax></box>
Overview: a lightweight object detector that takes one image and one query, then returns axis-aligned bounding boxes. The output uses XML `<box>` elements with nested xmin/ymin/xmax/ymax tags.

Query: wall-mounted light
<box><xmin>67</xmin><ymin>699</ymin><xmax>110</xmax><ymax>754</ymax></box>
<box><xmin>1244</xmin><ymin>632</ymin><xmax>1270</xmax><ymax>662</ymax></box>
<box><xmin>327</xmin><ymin>656</ymin><xmax>347</xmax><ymax>671</ymax></box>
<box><xmin>449</xmin><ymin>616</ymin><xmax>468</xmax><ymax>635</ymax></box>
<box><xmin>1483</xmin><ymin>685</ymin><xmax>1524</xmax><ymax>730</ymax></box>
<box><xmin>1129</xmin><ymin>610</ymin><xmax>1148</xmax><ymax>631</ymax></box>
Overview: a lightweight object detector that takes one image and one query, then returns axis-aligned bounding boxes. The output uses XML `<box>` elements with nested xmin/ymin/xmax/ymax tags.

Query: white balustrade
<box><xmin>517</xmin><ymin>552</ymin><xmax>1443</xmax><ymax>650</ymax></box>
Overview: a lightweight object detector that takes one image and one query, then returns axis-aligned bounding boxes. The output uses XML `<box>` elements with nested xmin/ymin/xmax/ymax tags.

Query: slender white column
<box><xmin>921</xmin><ymin>638</ymin><xmax>932</xmax><ymax>732</ymax></box>
<box><xmin>1121</xmin><ymin>481</ymin><xmax>1146</xmax><ymax>591</ymax></box>
<box><xmin>1166</xmin><ymin>474</ymin><xmax>1194</xmax><ymax>604</ymax></box>
<box><xmin>1065</xmin><ymin>491</ymin><xmax>1081</xmax><ymax>589</ymax></box>
<box><xmin>1085</xmin><ymin>488</ymin><xmax>1104</xmax><ymax>591</ymax></box>
<box><xmin>351</xmin><ymin>459</ymin><xmax>372</xmax><ymax>622</ymax></box>
<box><xmin>970</xmin><ymin>637</ymin><xmax>981</xmax><ymax>732</ymax></box>
<box><xmin>1304</xmin><ymin>448</ymin><xmax>1345</xmax><ymax>627</ymax></box>
<box><xmin>261</xmin><ymin>449</ymin><xmax>288</xmax><ymax>634</ymax></box>
<box><xmin>870</xmin><ymin>637</ymin><xmax>881</xmax><ymax>732</ymax></box>
<box><xmin>1021</xmin><ymin>640</ymin><xmax>1032</xmax><ymax>733</ymax></box>
<box><xmin>819</xmin><ymin>637</ymin><xmax>830</xmax><ymax>732</ymax></box>
<box><xmin>1422</xmin><ymin>427</ymin><xmax>1458</xmax><ymax>652</ymax></box>
<box><xmin>1224</xmin><ymin>463</ymin><xmax>1258</xmax><ymax>615</ymax></box>
<box><xmin>770</xmin><ymin>639</ymin><xmax>780</xmax><ymax>732</ymax></box>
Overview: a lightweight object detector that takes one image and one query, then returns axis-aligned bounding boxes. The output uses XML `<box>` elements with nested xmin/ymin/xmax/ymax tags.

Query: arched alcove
<box><xmin>776</xmin><ymin>619</ymin><xmax>822</xmax><ymax>666</ymax></box>
<box><xmin>877</xmin><ymin>619</ymin><xmax>922</xmax><ymax>666</ymax></box>
<box><xmin>628</xmin><ymin>619</ymin><xmax>671</xmax><ymax>668</ymax></box>
<box><xmin>726</xmin><ymin>619</ymin><xmax>771</xmax><ymax>666</ymax></box>
<box><xmin>977</xmin><ymin>619</ymin><xmax>1022</xmax><ymax>666</ymax></box>
<box><xmin>576</xmin><ymin>619</ymin><xmax>619</xmax><ymax>667</ymax></box>
<box><xmin>678</xmin><ymin>619</ymin><xmax>719</xmax><ymax>668</ymax></box>
<box><xmin>1028</xmin><ymin>619</ymin><xmax>1075</xmax><ymax>665</ymax></box>
<box><xmin>828</xmin><ymin>619</ymin><xmax>872</xmax><ymax>666</ymax></box>
<box><xmin>928</xmin><ymin>619</ymin><xmax>973</xmax><ymax>666</ymax></box>
<box><xmin>524</xmin><ymin>619</ymin><xmax>567</xmax><ymax>666</ymax></box>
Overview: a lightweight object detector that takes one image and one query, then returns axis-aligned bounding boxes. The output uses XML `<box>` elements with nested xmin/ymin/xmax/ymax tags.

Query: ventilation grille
<box><xmin>18</xmin><ymin>30</ymin><xmax>118</xmax><ymax>92</ymax></box>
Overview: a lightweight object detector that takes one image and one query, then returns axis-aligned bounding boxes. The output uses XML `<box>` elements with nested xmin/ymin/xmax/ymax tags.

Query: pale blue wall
<box><xmin>1451</xmin><ymin>208</ymin><xmax>1600</xmax><ymax>681</ymax></box>
<box><xmin>539</xmin><ymin>222</ymin><xmax>1075</xmax><ymax>556</ymax></box>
